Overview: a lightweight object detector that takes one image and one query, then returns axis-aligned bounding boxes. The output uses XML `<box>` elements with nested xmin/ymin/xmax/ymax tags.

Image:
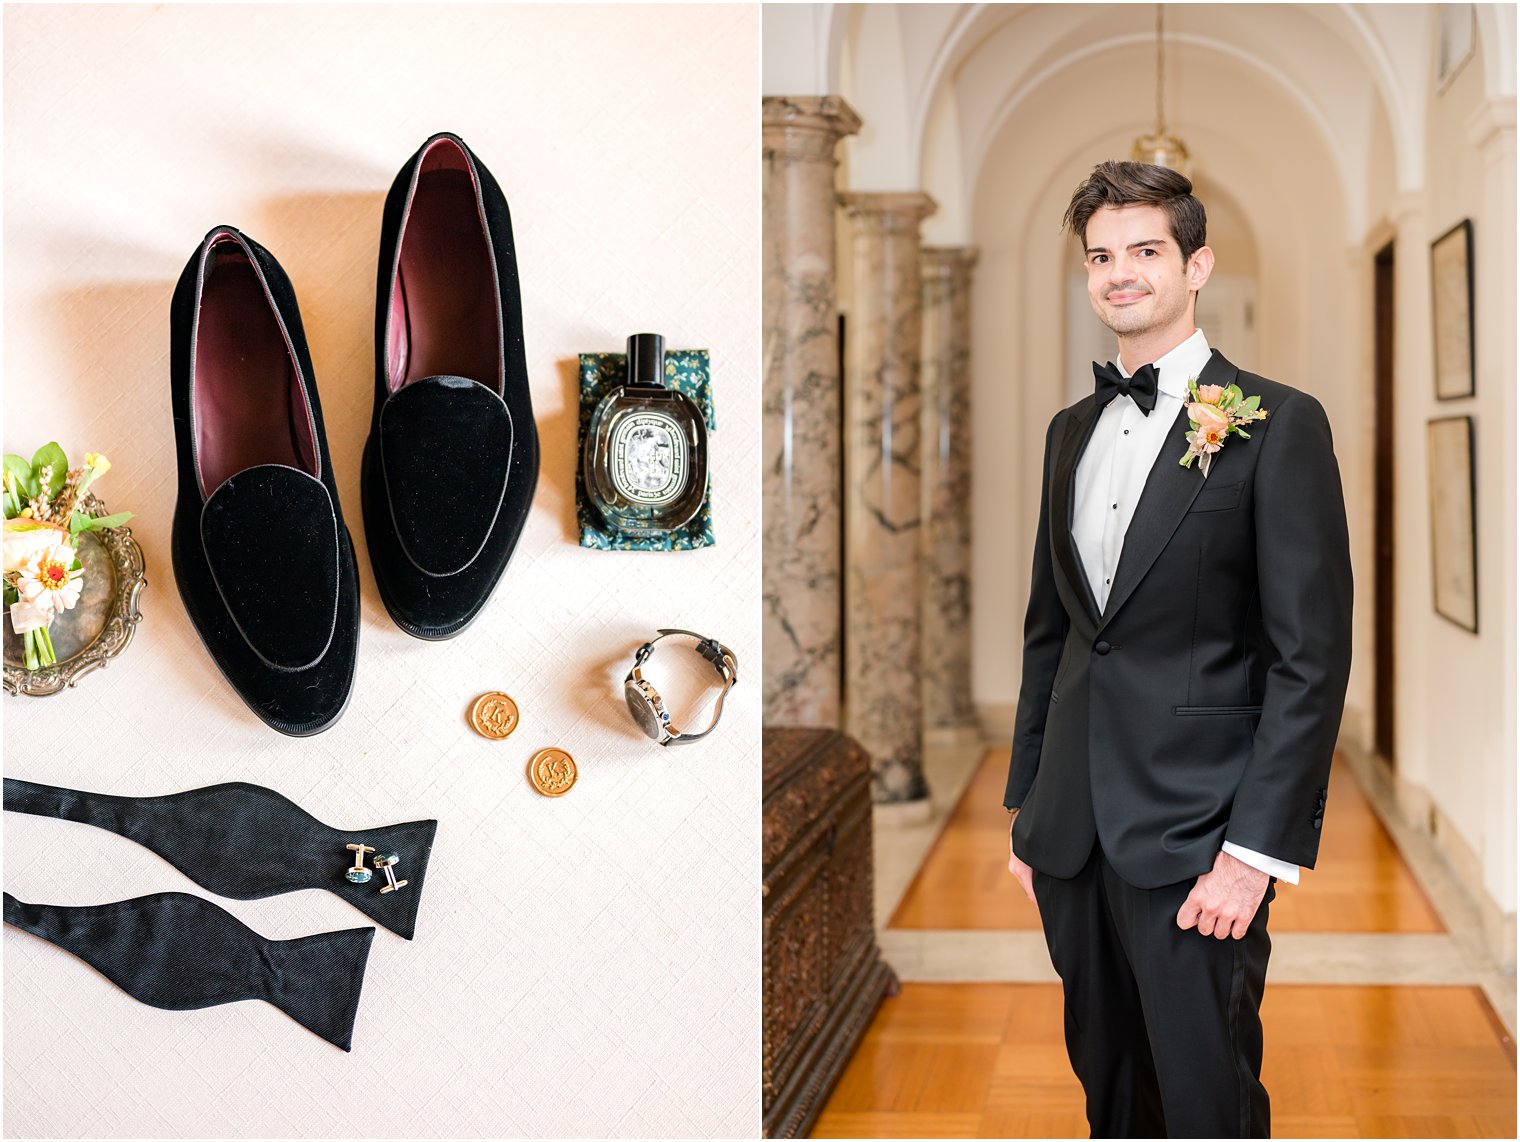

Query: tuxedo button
<box><xmin>1094</xmin><ymin>641</ymin><xmax>1112</xmax><ymax>655</ymax></box>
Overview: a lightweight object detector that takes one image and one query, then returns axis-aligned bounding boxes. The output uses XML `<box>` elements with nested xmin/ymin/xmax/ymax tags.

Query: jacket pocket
<box><xmin>1187</xmin><ymin>480</ymin><xmax>1244</xmax><ymax>513</ymax></box>
<box><xmin>1173</xmin><ymin>704</ymin><xmax>1264</xmax><ymax>716</ymax></box>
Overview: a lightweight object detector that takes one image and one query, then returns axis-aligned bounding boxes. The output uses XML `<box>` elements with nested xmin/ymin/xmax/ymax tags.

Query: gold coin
<box><xmin>528</xmin><ymin>748</ymin><xmax>577</xmax><ymax>797</ymax></box>
<box><xmin>470</xmin><ymin>692</ymin><xmax>520</xmax><ymax>740</ymax></box>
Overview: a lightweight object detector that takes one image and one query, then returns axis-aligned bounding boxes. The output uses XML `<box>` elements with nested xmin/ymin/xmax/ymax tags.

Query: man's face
<box><xmin>1082</xmin><ymin>204</ymin><xmax>1211</xmax><ymax>340</ymax></box>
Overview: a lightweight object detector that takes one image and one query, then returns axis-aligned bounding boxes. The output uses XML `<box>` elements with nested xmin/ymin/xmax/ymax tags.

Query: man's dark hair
<box><xmin>1063</xmin><ymin>161</ymin><xmax>1208</xmax><ymax>261</ymax></box>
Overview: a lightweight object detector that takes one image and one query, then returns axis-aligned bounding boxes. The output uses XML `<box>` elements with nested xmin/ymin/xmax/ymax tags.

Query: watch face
<box><xmin>625</xmin><ymin>681</ymin><xmax>663</xmax><ymax>739</ymax></box>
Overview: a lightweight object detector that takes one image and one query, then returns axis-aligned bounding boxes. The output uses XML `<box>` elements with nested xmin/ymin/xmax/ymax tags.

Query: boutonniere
<box><xmin>1179</xmin><ymin>379</ymin><xmax>1268</xmax><ymax>477</ymax></box>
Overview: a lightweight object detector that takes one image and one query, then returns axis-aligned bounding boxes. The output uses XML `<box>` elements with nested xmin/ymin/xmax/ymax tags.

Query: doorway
<box><xmin>1374</xmin><ymin>241</ymin><xmax>1396</xmax><ymax>765</ymax></box>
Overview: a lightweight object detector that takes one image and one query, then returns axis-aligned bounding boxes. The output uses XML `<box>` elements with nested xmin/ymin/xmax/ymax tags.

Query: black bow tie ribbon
<box><xmin>5</xmin><ymin>891</ymin><xmax>374</xmax><ymax>1050</ymax></box>
<box><xmin>1093</xmin><ymin>360</ymin><xmax>1159</xmax><ymax>415</ymax></box>
<box><xmin>4</xmin><ymin>778</ymin><xmax>436</xmax><ymax>939</ymax></box>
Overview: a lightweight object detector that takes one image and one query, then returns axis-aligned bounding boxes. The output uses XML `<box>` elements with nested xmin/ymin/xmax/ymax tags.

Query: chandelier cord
<box><xmin>1155</xmin><ymin>4</ymin><xmax>1166</xmax><ymax>134</ymax></box>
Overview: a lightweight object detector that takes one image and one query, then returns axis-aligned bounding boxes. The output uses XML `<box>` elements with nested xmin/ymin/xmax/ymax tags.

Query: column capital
<box><xmin>838</xmin><ymin>191</ymin><xmax>938</xmax><ymax>231</ymax></box>
<box><xmin>921</xmin><ymin>245</ymin><xmax>980</xmax><ymax>277</ymax></box>
<box><xmin>1390</xmin><ymin>190</ymin><xmax>1425</xmax><ymax>226</ymax></box>
<box><xmin>763</xmin><ymin>96</ymin><xmax>862</xmax><ymax>163</ymax></box>
<box><xmin>1467</xmin><ymin>96</ymin><xmax>1517</xmax><ymax>151</ymax></box>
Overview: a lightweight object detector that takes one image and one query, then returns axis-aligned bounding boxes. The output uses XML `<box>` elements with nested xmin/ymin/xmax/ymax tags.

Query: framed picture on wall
<box><xmin>1427</xmin><ymin>415</ymin><xmax>1477</xmax><ymax>633</ymax></box>
<box><xmin>1431</xmin><ymin>219</ymin><xmax>1475</xmax><ymax>400</ymax></box>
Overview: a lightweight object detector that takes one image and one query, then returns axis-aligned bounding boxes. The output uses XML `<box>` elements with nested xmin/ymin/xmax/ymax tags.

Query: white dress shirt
<box><xmin>1073</xmin><ymin>329</ymin><xmax>1299</xmax><ymax>885</ymax></box>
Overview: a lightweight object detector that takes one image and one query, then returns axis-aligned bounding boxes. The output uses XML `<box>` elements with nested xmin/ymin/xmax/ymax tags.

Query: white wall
<box><xmin>761</xmin><ymin>4</ymin><xmax>832</xmax><ymax>96</ymax></box>
<box><xmin>1408</xmin><ymin>8</ymin><xmax>1517</xmax><ymax>916</ymax></box>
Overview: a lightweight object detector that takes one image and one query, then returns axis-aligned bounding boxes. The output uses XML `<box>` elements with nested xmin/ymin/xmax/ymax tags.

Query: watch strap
<box><xmin>626</xmin><ymin>629</ymin><xmax>739</xmax><ymax>744</ymax></box>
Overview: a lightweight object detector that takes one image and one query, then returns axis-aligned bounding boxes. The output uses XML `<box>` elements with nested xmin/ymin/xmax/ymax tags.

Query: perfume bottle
<box><xmin>584</xmin><ymin>333</ymin><xmax>710</xmax><ymax>536</ymax></box>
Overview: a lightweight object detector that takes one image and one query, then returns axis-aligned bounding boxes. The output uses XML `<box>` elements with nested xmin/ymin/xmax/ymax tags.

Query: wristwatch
<box><xmin>624</xmin><ymin>628</ymin><xmax>739</xmax><ymax>746</ymax></box>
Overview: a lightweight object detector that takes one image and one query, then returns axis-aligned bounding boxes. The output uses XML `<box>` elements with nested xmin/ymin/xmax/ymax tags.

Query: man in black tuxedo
<box><xmin>1004</xmin><ymin>161</ymin><xmax>1352</xmax><ymax>1138</ymax></box>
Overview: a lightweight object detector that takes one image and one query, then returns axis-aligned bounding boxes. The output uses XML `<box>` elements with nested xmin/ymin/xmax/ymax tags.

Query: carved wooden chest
<box><xmin>763</xmin><ymin>727</ymin><xmax>896</xmax><ymax>1138</ymax></box>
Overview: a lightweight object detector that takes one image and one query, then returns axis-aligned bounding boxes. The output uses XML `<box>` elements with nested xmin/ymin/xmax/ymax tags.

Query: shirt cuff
<box><xmin>1222</xmin><ymin>841</ymin><xmax>1300</xmax><ymax>885</ymax></box>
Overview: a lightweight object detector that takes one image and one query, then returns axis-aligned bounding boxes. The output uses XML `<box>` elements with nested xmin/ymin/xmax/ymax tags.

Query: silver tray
<box><xmin>3</xmin><ymin>493</ymin><xmax>146</xmax><ymax>697</ymax></box>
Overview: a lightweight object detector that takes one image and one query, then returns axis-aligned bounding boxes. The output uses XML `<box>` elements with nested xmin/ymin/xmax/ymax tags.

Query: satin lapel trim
<box><xmin>1051</xmin><ymin>397</ymin><xmax>1105</xmax><ymax>625</ymax></box>
<box><xmin>1098</xmin><ymin>352</ymin><xmax>1239</xmax><ymax>633</ymax></box>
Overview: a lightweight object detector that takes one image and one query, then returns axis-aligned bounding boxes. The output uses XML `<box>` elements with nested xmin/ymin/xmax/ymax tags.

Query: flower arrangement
<box><xmin>1179</xmin><ymin>380</ymin><xmax>1269</xmax><ymax>477</ymax></box>
<box><xmin>3</xmin><ymin>444</ymin><xmax>131</xmax><ymax>669</ymax></box>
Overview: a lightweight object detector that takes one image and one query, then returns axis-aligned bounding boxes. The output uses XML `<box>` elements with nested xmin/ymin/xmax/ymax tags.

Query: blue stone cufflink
<box><xmin>345</xmin><ymin>843</ymin><xmax>376</xmax><ymax>884</ymax></box>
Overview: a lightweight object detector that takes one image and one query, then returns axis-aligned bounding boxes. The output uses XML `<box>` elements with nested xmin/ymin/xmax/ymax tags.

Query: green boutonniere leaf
<box><xmin>31</xmin><ymin>442</ymin><xmax>69</xmax><ymax>497</ymax></box>
<box><xmin>4</xmin><ymin>454</ymin><xmax>38</xmax><ymax>501</ymax></box>
<box><xmin>83</xmin><ymin>510</ymin><xmax>133</xmax><ymax>531</ymax></box>
<box><xmin>1237</xmin><ymin>394</ymin><xmax>1261</xmax><ymax>414</ymax></box>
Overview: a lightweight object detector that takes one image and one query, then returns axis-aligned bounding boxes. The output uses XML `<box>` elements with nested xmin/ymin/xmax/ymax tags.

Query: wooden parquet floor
<box><xmin>811</xmin><ymin>982</ymin><xmax>1516</xmax><ymax>1139</ymax></box>
<box><xmin>812</xmin><ymin>751</ymin><xmax>1514</xmax><ymax>1138</ymax></box>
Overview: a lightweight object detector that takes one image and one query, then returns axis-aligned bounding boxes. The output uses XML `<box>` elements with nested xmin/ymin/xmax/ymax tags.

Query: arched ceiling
<box><xmin>824</xmin><ymin>2</ymin><xmax>1492</xmax><ymax>239</ymax></box>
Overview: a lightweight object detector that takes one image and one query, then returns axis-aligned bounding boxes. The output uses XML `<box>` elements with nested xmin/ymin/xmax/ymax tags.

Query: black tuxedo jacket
<box><xmin>1005</xmin><ymin>349</ymin><xmax>1353</xmax><ymax>889</ymax></box>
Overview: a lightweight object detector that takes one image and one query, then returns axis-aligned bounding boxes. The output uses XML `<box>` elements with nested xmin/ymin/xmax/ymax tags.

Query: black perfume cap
<box><xmin>627</xmin><ymin>333</ymin><xmax>666</xmax><ymax>388</ymax></box>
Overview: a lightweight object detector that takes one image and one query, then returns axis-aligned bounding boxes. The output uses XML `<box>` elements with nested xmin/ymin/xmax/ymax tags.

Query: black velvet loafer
<box><xmin>170</xmin><ymin>226</ymin><xmax>360</xmax><ymax>736</ymax></box>
<box><xmin>361</xmin><ymin>132</ymin><xmax>539</xmax><ymax>640</ymax></box>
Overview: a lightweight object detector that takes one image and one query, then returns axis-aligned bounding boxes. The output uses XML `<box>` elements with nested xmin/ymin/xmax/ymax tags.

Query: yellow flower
<box><xmin>84</xmin><ymin>452</ymin><xmax>111</xmax><ymax>477</ymax></box>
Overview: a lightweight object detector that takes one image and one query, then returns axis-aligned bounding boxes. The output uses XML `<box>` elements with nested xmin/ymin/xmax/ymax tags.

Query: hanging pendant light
<box><xmin>1131</xmin><ymin>4</ymin><xmax>1191</xmax><ymax>175</ymax></box>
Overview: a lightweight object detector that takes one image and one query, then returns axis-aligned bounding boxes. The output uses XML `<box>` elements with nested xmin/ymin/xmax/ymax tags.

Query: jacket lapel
<box><xmin>1051</xmin><ymin>396</ymin><xmax>1105</xmax><ymax>625</ymax></box>
<box><xmin>1097</xmin><ymin>350</ymin><xmax>1238</xmax><ymax>634</ymax></box>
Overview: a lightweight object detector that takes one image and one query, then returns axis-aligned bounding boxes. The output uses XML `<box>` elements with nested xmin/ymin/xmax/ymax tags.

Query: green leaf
<box><xmin>69</xmin><ymin>510</ymin><xmax>90</xmax><ymax>533</ymax></box>
<box><xmin>1235</xmin><ymin>428</ymin><xmax>1252</xmax><ymax>440</ymax></box>
<box><xmin>1237</xmin><ymin>394</ymin><xmax>1261</xmax><ymax>414</ymax></box>
<box><xmin>4</xmin><ymin>454</ymin><xmax>38</xmax><ymax>500</ymax></box>
<box><xmin>4</xmin><ymin>583</ymin><xmax>18</xmax><ymax>607</ymax></box>
<box><xmin>84</xmin><ymin>510</ymin><xmax>133</xmax><ymax>531</ymax></box>
<box><xmin>69</xmin><ymin>559</ymin><xmax>82</xmax><ymax>572</ymax></box>
<box><xmin>31</xmin><ymin>442</ymin><xmax>68</xmax><ymax>497</ymax></box>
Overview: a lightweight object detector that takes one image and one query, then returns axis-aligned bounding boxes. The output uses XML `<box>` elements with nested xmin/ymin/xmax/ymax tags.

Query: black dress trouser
<box><xmin>1032</xmin><ymin>845</ymin><xmax>1274</xmax><ymax>1138</ymax></box>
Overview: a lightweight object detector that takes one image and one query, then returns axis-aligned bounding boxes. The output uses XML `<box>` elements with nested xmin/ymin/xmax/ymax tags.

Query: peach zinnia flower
<box><xmin>1189</xmin><ymin>401</ymin><xmax>1230</xmax><ymax>435</ymax></box>
<box><xmin>16</xmin><ymin>542</ymin><xmax>82</xmax><ymax>614</ymax></box>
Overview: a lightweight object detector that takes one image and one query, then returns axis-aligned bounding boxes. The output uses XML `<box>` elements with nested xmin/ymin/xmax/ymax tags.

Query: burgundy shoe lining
<box><xmin>193</xmin><ymin>235</ymin><xmax>318</xmax><ymax>497</ymax></box>
<box><xmin>386</xmin><ymin>138</ymin><xmax>500</xmax><ymax>394</ymax></box>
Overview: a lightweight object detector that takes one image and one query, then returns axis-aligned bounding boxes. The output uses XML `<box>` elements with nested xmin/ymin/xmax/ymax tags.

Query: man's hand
<box><xmin>1006</xmin><ymin>810</ymin><xmax>1038</xmax><ymax>913</ymax></box>
<box><xmin>1177</xmin><ymin>849</ymin><xmax>1270</xmax><ymax>939</ymax></box>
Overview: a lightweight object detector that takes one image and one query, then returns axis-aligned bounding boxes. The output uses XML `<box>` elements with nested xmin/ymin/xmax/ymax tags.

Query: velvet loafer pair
<box><xmin>171</xmin><ymin>134</ymin><xmax>537</xmax><ymax>735</ymax></box>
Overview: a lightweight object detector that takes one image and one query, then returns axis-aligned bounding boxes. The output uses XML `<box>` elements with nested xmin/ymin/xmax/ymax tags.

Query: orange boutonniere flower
<box><xmin>1180</xmin><ymin>379</ymin><xmax>1268</xmax><ymax>477</ymax></box>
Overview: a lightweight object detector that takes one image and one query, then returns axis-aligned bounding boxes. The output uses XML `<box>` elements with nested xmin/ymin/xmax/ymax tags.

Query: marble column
<box><xmin>919</xmin><ymin>247</ymin><xmax>980</xmax><ymax>746</ymax></box>
<box><xmin>839</xmin><ymin>191</ymin><xmax>937</xmax><ymax>808</ymax></box>
<box><xmin>762</xmin><ymin>96</ymin><xmax>862</xmax><ymax>727</ymax></box>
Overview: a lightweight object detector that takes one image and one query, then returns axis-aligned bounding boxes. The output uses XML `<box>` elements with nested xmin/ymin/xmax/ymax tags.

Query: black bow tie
<box><xmin>1093</xmin><ymin>360</ymin><xmax>1159</xmax><ymax>415</ymax></box>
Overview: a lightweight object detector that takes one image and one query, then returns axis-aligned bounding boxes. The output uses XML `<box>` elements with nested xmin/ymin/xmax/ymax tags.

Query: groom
<box><xmin>1004</xmin><ymin>161</ymin><xmax>1352</xmax><ymax>1138</ymax></box>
